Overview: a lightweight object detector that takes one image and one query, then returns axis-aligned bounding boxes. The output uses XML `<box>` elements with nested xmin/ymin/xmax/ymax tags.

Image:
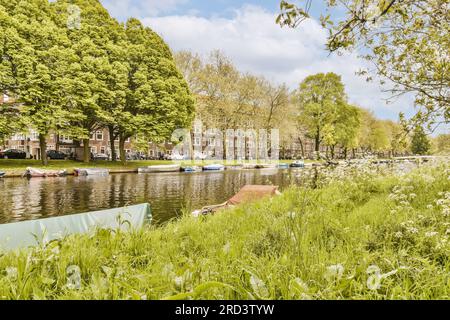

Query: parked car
<box><xmin>47</xmin><ymin>150</ymin><xmax>67</xmax><ymax>160</ymax></box>
<box><xmin>0</xmin><ymin>149</ymin><xmax>27</xmax><ymax>159</ymax></box>
<box><xmin>92</xmin><ymin>153</ymin><xmax>109</xmax><ymax>161</ymax></box>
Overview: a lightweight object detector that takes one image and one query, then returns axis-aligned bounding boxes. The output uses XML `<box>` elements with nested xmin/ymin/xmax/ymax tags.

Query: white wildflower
<box><xmin>425</xmin><ymin>232</ymin><xmax>438</xmax><ymax>238</ymax></box>
<box><xmin>222</xmin><ymin>242</ymin><xmax>231</xmax><ymax>254</ymax></box>
<box><xmin>324</xmin><ymin>264</ymin><xmax>345</xmax><ymax>281</ymax></box>
<box><xmin>174</xmin><ymin>276</ymin><xmax>184</xmax><ymax>289</ymax></box>
<box><xmin>5</xmin><ymin>267</ymin><xmax>18</xmax><ymax>281</ymax></box>
<box><xmin>394</xmin><ymin>231</ymin><xmax>403</xmax><ymax>239</ymax></box>
<box><xmin>65</xmin><ymin>265</ymin><xmax>82</xmax><ymax>290</ymax></box>
<box><xmin>367</xmin><ymin>274</ymin><xmax>382</xmax><ymax>290</ymax></box>
<box><xmin>250</xmin><ymin>274</ymin><xmax>269</xmax><ymax>298</ymax></box>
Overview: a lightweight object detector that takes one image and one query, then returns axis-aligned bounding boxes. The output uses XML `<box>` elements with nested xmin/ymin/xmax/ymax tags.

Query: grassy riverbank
<box><xmin>0</xmin><ymin>161</ymin><xmax>448</xmax><ymax>299</ymax></box>
<box><xmin>0</xmin><ymin>159</ymin><xmax>318</xmax><ymax>176</ymax></box>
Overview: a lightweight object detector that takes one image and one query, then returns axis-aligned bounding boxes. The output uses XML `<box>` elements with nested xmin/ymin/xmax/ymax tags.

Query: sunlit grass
<box><xmin>0</xmin><ymin>162</ymin><xmax>448</xmax><ymax>299</ymax></box>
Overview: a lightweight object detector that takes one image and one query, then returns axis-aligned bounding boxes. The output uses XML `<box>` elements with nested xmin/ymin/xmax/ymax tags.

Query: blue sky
<box><xmin>99</xmin><ymin>1</ymin><xmax>448</xmax><ymax>134</ymax></box>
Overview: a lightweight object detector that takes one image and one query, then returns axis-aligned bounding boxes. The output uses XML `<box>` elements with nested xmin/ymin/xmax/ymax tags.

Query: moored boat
<box><xmin>192</xmin><ymin>185</ymin><xmax>281</xmax><ymax>217</ymax></box>
<box><xmin>290</xmin><ymin>160</ymin><xmax>305</xmax><ymax>168</ymax></box>
<box><xmin>24</xmin><ymin>167</ymin><xmax>67</xmax><ymax>178</ymax></box>
<box><xmin>138</xmin><ymin>164</ymin><xmax>181</xmax><ymax>173</ymax></box>
<box><xmin>256</xmin><ymin>163</ymin><xmax>278</xmax><ymax>169</ymax></box>
<box><xmin>203</xmin><ymin>164</ymin><xmax>225</xmax><ymax>171</ymax></box>
<box><xmin>0</xmin><ymin>203</ymin><xmax>151</xmax><ymax>251</ymax></box>
<box><xmin>182</xmin><ymin>166</ymin><xmax>203</xmax><ymax>173</ymax></box>
<box><xmin>242</xmin><ymin>163</ymin><xmax>258</xmax><ymax>169</ymax></box>
<box><xmin>74</xmin><ymin>168</ymin><xmax>109</xmax><ymax>176</ymax></box>
<box><xmin>0</xmin><ymin>171</ymin><xmax>5</xmax><ymax>178</ymax></box>
<box><xmin>278</xmin><ymin>163</ymin><xmax>289</xmax><ymax>169</ymax></box>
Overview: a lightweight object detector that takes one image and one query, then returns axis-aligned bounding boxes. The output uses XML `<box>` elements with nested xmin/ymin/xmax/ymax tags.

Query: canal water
<box><xmin>0</xmin><ymin>169</ymin><xmax>307</xmax><ymax>225</ymax></box>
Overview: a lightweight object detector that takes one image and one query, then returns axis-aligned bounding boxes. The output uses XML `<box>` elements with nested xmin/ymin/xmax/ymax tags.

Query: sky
<box><xmin>99</xmin><ymin>0</ymin><xmax>446</xmax><ymax>132</ymax></box>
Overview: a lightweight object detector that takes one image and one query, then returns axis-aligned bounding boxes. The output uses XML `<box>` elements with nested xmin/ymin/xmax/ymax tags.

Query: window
<box><xmin>96</xmin><ymin>131</ymin><xmax>103</xmax><ymax>141</ymax></box>
<box><xmin>194</xmin><ymin>137</ymin><xmax>201</xmax><ymax>146</ymax></box>
<box><xmin>100</xmin><ymin>147</ymin><xmax>106</xmax><ymax>154</ymax></box>
<box><xmin>125</xmin><ymin>137</ymin><xmax>131</xmax><ymax>143</ymax></box>
<box><xmin>61</xmin><ymin>135</ymin><xmax>72</xmax><ymax>143</ymax></box>
<box><xmin>208</xmin><ymin>138</ymin><xmax>215</xmax><ymax>146</ymax></box>
<box><xmin>29</xmin><ymin>131</ymin><xmax>39</xmax><ymax>141</ymax></box>
<box><xmin>126</xmin><ymin>149</ymin><xmax>131</xmax><ymax>153</ymax></box>
<box><xmin>149</xmin><ymin>150</ymin><xmax>154</xmax><ymax>156</ymax></box>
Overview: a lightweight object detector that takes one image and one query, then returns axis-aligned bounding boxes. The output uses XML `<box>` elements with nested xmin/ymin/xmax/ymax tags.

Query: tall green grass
<box><xmin>0</xmin><ymin>163</ymin><xmax>448</xmax><ymax>299</ymax></box>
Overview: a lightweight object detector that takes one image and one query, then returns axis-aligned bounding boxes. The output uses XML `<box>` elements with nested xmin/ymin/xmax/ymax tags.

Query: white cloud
<box><xmin>142</xmin><ymin>5</ymin><xmax>416</xmax><ymax>121</ymax></box>
<box><xmin>100</xmin><ymin>0</ymin><xmax>188</xmax><ymax>20</ymax></box>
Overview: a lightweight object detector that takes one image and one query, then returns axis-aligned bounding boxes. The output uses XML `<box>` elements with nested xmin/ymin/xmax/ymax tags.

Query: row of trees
<box><xmin>175</xmin><ymin>50</ymin><xmax>430</xmax><ymax>159</ymax></box>
<box><xmin>0</xmin><ymin>0</ymin><xmax>194</xmax><ymax>164</ymax></box>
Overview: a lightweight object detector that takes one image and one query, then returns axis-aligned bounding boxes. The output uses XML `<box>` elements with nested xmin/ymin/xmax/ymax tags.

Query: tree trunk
<box><xmin>39</xmin><ymin>133</ymin><xmax>48</xmax><ymax>166</ymax></box>
<box><xmin>343</xmin><ymin>147</ymin><xmax>348</xmax><ymax>159</ymax></box>
<box><xmin>330</xmin><ymin>145</ymin><xmax>335</xmax><ymax>159</ymax></box>
<box><xmin>83</xmin><ymin>139</ymin><xmax>90</xmax><ymax>163</ymax></box>
<box><xmin>55</xmin><ymin>134</ymin><xmax>60</xmax><ymax>152</ymax></box>
<box><xmin>109</xmin><ymin>126</ymin><xmax>116</xmax><ymax>162</ymax></box>
<box><xmin>298</xmin><ymin>138</ymin><xmax>305</xmax><ymax>158</ymax></box>
<box><xmin>315</xmin><ymin>127</ymin><xmax>320</xmax><ymax>160</ymax></box>
<box><xmin>119</xmin><ymin>135</ymin><xmax>126</xmax><ymax>165</ymax></box>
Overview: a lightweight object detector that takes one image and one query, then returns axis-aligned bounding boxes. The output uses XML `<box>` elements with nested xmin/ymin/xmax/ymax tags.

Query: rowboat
<box><xmin>24</xmin><ymin>167</ymin><xmax>67</xmax><ymax>178</ymax></box>
<box><xmin>225</xmin><ymin>165</ymin><xmax>243</xmax><ymax>171</ymax></box>
<box><xmin>256</xmin><ymin>163</ymin><xmax>278</xmax><ymax>169</ymax></box>
<box><xmin>182</xmin><ymin>166</ymin><xmax>203</xmax><ymax>173</ymax></box>
<box><xmin>202</xmin><ymin>164</ymin><xmax>225</xmax><ymax>171</ymax></box>
<box><xmin>0</xmin><ymin>203</ymin><xmax>152</xmax><ymax>251</ymax></box>
<box><xmin>278</xmin><ymin>163</ymin><xmax>289</xmax><ymax>169</ymax></box>
<box><xmin>290</xmin><ymin>160</ymin><xmax>305</xmax><ymax>168</ymax></box>
<box><xmin>192</xmin><ymin>185</ymin><xmax>281</xmax><ymax>217</ymax></box>
<box><xmin>242</xmin><ymin>163</ymin><xmax>258</xmax><ymax>169</ymax></box>
<box><xmin>0</xmin><ymin>171</ymin><xmax>5</xmax><ymax>178</ymax></box>
<box><xmin>138</xmin><ymin>164</ymin><xmax>181</xmax><ymax>173</ymax></box>
<box><xmin>74</xmin><ymin>168</ymin><xmax>109</xmax><ymax>176</ymax></box>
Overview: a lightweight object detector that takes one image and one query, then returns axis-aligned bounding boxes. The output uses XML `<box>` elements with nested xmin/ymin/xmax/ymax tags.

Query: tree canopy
<box><xmin>277</xmin><ymin>0</ymin><xmax>449</xmax><ymax>129</ymax></box>
<box><xmin>0</xmin><ymin>0</ymin><xmax>194</xmax><ymax>164</ymax></box>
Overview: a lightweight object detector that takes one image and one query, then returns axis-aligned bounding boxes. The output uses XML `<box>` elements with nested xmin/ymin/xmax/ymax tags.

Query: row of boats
<box><xmin>137</xmin><ymin>160</ymin><xmax>306</xmax><ymax>173</ymax></box>
<box><xmin>1</xmin><ymin>161</ymin><xmax>306</xmax><ymax>178</ymax></box>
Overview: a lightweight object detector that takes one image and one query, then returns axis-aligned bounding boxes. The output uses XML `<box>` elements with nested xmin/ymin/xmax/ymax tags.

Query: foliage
<box><xmin>432</xmin><ymin>134</ymin><xmax>450</xmax><ymax>155</ymax></box>
<box><xmin>0</xmin><ymin>0</ymin><xmax>194</xmax><ymax>164</ymax></box>
<box><xmin>0</xmin><ymin>161</ymin><xmax>448</xmax><ymax>299</ymax></box>
<box><xmin>411</xmin><ymin>125</ymin><xmax>431</xmax><ymax>155</ymax></box>
<box><xmin>277</xmin><ymin>0</ymin><xmax>450</xmax><ymax>126</ymax></box>
<box><xmin>295</xmin><ymin>72</ymin><xmax>356</xmax><ymax>156</ymax></box>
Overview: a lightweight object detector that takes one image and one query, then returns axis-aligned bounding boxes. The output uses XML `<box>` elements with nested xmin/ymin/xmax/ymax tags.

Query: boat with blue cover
<box><xmin>290</xmin><ymin>160</ymin><xmax>305</xmax><ymax>168</ymax></box>
<box><xmin>182</xmin><ymin>166</ymin><xmax>202</xmax><ymax>173</ymax></box>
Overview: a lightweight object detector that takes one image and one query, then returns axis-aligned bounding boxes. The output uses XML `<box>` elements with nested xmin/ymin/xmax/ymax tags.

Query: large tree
<box><xmin>0</xmin><ymin>0</ymin><xmax>80</xmax><ymax>165</ymax></box>
<box><xmin>411</xmin><ymin>125</ymin><xmax>431</xmax><ymax>155</ymax></box>
<box><xmin>113</xmin><ymin>18</ymin><xmax>194</xmax><ymax>163</ymax></box>
<box><xmin>278</xmin><ymin>0</ymin><xmax>449</xmax><ymax>127</ymax></box>
<box><xmin>295</xmin><ymin>72</ymin><xmax>348</xmax><ymax>157</ymax></box>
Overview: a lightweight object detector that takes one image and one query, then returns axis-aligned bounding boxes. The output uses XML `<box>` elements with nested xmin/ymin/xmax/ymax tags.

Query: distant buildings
<box><xmin>1</xmin><ymin>91</ymin><xmax>330</xmax><ymax>161</ymax></box>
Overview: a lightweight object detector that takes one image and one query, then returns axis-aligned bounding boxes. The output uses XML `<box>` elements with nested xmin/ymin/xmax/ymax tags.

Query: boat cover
<box><xmin>25</xmin><ymin>167</ymin><xmax>67</xmax><ymax>177</ymax></box>
<box><xmin>0</xmin><ymin>203</ymin><xmax>151</xmax><ymax>251</ymax></box>
<box><xmin>227</xmin><ymin>185</ymin><xmax>280</xmax><ymax>205</ymax></box>
<box><xmin>75</xmin><ymin>168</ymin><xmax>109</xmax><ymax>176</ymax></box>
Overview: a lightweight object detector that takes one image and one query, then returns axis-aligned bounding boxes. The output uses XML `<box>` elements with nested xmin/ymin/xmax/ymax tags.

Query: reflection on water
<box><xmin>0</xmin><ymin>169</ymin><xmax>306</xmax><ymax>225</ymax></box>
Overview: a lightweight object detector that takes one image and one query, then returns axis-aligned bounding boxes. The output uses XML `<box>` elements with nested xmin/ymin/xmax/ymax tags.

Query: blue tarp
<box><xmin>0</xmin><ymin>203</ymin><xmax>151</xmax><ymax>251</ymax></box>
